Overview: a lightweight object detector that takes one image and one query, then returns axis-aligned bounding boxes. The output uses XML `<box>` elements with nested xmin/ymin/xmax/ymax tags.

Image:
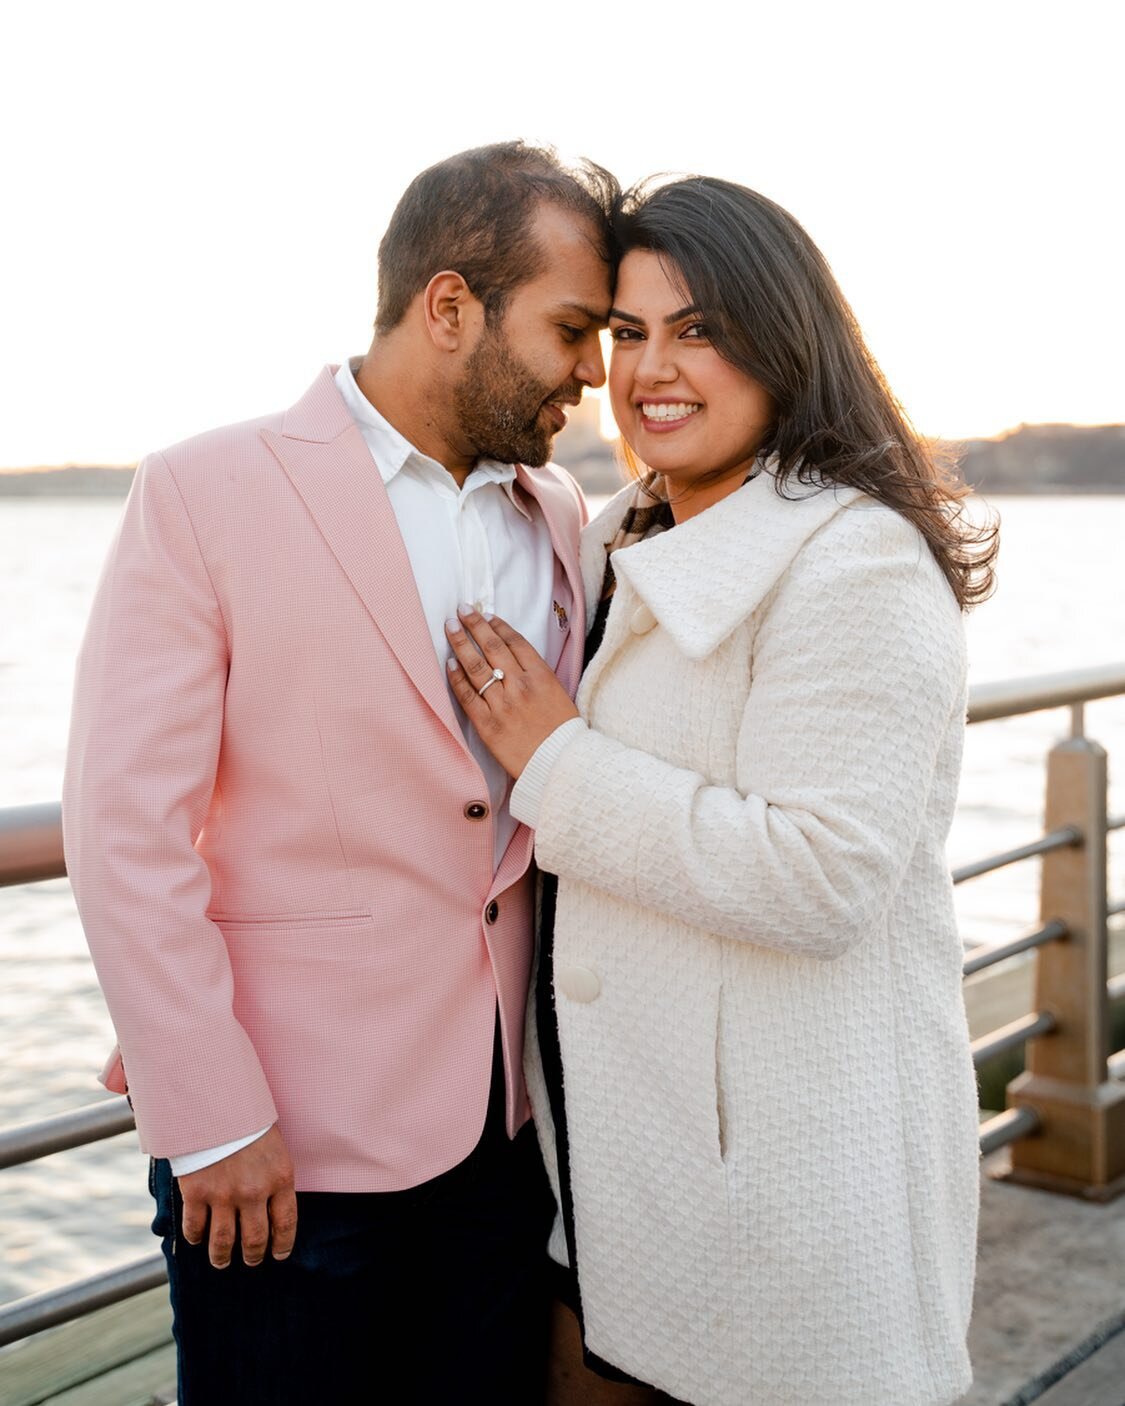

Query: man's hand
<box><xmin>178</xmin><ymin>1125</ymin><xmax>297</xmax><ymax>1269</ymax></box>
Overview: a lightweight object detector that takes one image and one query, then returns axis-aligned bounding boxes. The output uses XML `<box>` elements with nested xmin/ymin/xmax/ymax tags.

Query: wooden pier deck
<box><xmin>2</xmin><ymin>938</ymin><xmax>1122</xmax><ymax>1406</ymax></box>
<box><xmin>4</xmin><ymin>1161</ymin><xmax>1124</xmax><ymax>1406</ymax></box>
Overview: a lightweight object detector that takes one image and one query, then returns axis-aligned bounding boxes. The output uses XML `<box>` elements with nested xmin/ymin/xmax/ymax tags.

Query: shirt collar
<box><xmin>335</xmin><ymin>358</ymin><xmax>531</xmax><ymax>518</ymax></box>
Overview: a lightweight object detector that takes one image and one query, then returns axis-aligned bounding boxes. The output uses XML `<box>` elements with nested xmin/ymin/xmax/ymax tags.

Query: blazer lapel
<box><xmin>515</xmin><ymin>464</ymin><xmax>586</xmax><ymax>697</ymax></box>
<box><xmin>261</xmin><ymin>368</ymin><xmax>467</xmax><ymax>749</ymax></box>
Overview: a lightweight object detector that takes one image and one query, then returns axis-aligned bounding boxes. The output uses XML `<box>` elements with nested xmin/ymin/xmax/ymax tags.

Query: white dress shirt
<box><xmin>170</xmin><ymin>358</ymin><xmax>566</xmax><ymax>1176</ymax></box>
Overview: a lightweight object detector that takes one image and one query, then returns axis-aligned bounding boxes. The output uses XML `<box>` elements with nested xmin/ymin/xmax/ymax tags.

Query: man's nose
<box><xmin>575</xmin><ymin>339</ymin><xmax>606</xmax><ymax>389</ymax></box>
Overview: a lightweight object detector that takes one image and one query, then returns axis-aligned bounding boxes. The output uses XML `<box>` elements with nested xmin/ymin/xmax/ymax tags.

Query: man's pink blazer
<box><xmin>62</xmin><ymin>367</ymin><xmax>586</xmax><ymax>1191</ymax></box>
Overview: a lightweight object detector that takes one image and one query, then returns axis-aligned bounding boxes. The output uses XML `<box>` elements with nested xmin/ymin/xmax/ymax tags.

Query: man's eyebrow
<box><xmin>556</xmin><ymin>301</ymin><xmax>610</xmax><ymax>326</ymax></box>
<box><xmin>609</xmin><ymin>305</ymin><xmax>701</xmax><ymax>326</ymax></box>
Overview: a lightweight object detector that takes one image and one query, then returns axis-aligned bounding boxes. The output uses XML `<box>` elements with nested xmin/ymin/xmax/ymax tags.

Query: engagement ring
<box><xmin>478</xmin><ymin>668</ymin><xmax>504</xmax><ymax>698</ymax></box>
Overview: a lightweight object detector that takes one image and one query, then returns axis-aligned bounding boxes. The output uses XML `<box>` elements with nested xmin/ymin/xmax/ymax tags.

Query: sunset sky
<box><xmin>1</xmin><ymin>0</ymin><xmax>1120</xmax><ymax>467</ymax></box>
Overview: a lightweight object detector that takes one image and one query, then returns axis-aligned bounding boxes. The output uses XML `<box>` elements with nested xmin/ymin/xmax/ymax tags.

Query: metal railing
<box><xmin>1</xmin><ymin>662</ymin><xmax>1124</xmax><ymax>1351</ymax></box>
<box><xmin>0</xmin><ymin>1256</ymin><xmax>168</xmax><ymax>1350</ymax></box>
<box><xmin>0</xmin><ymin>1098</ymin><xmax>137</xmax><ymax>1172</ymax></box>
<box><xmin>958</xmin><ymin>666</ymin><xmax>1125</xmax><ymax>1182</ymax></box>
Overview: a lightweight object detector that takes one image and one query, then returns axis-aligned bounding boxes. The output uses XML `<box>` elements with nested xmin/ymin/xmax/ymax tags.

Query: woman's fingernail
<box><xmin>457</xmin><ymin>604</ymin><xmax>473</xmax><ymax>618</ymax></box>
<box><xmin>482</xmin><ymin>611</ymin><xmax>495</xmax><ymax>621</ymax></box>
<box><xmin>447</xmin><ymin>657</ymin><xmax>459</xmax><ymax>673</ymax></box>
<box><xmin>445</xmin><ymin>618</ymin><xmax>460</xmax><ymax>634</ymax></box>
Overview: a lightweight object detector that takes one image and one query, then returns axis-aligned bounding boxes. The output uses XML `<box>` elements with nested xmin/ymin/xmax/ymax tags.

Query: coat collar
<box><xmin>582</xmin><ymin>471</ymin><xmax>864</xmax><ymax>660</ymax></box>
<box><xmin>278</xmin><ymin>364</ymin><xmax>355</xmax><ymax>442</ymax></box>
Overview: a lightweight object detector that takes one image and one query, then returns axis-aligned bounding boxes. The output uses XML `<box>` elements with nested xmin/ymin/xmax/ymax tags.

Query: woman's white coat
<box><xmin>518</xmin><ymin>473</ymin><xmax>979</xmax><ymax>1406</ymax></box>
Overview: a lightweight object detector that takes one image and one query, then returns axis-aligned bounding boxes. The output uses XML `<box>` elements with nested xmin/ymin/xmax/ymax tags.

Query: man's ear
<box><xmin>423</xmin><ymin>271</ymin><xmax>483</xmax><ymax>352</ymax></box>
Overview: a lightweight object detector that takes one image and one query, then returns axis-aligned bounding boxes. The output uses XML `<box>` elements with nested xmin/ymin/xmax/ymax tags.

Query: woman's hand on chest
<box><xmin>445</xmin><ymin>606</ymin><xmax>579</xmax><ymax>779</ymax></box>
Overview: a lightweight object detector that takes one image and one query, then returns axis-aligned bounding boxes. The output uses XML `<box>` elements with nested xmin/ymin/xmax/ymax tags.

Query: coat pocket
<box><xmin>217</xmin><ymin>916</ymin><xmax>405</xmax><ymax>1146</ymax></box>
<box><xmin>714</xmin><ymin>995</ymin><xmax>728</xmax><ymax>1164</ymax></box>
<box><xmin>207</xmin><ymin>909</ymin><xmax>371</xmax><ymax>929</ymax></box>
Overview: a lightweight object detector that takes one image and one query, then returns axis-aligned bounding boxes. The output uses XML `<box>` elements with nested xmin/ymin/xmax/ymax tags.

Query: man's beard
<box><xmin>453</xmin><ymin>324</ymin><xmax>579</xmax><ymax>468</ymax></box>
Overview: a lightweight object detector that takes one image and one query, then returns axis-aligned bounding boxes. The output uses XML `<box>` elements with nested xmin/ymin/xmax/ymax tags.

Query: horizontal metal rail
<box><xmin>0</xmin><ymin>1253</ymin><xmax>167</xmax><ymax>1349</ymax></box>
<box><xmin>1110</xmin><ymin>1049</ymin><xmax>1125</xmax><ymax>1081</ymax></box>
<box><xmin>952</xmin><ymin>828</ymin><xmax>1080</xmax><ymax>886</ymax></box>
<box><xmin>0</xmin><ymin>659</ymin><xmax>1119</xmax><ymax>1348</ymax></box>
<box><xmin>971</xmin><ymin>1010</ymin><xmax>1057</xmax><ymax>1067</ymax></box>
<box><xmin>967</xmin><ymin>661</ymin><xmax>1125</xmax><ymax>724</ymax></box>
<box><xmin>0</xmin><ymin>801</ymin><xmax>64</xmax><ymax>887</ymax></box>
<box><xmin>1108</xmin><ymin>973</ymin><xmax>1125</xmax><ymax>1004</ymax></box>
<box><xmin>979</xmin><ymin>1105</ymin><xmax>1042</xmax><ymax>1157</ymax></box>
<box><xmin>0</xmin><ymin>1097</ymin><xmax>135</xmax><ymax>1170</ymax></box>
<box><xmin>1109</xmin><ymin>898</ymin><xmax>1125</xmax><ymax>918</ymax></box>
<box><xmin>962</xmin><ymin>920</ymin><xmax>1068</xmax><ymax>978</ymax></box>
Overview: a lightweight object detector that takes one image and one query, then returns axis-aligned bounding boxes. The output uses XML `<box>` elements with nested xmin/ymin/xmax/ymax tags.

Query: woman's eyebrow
<box><xmin>609</xmin><ymin>305</ymin><xmax>700</xmax><ymax>325</ymax></box>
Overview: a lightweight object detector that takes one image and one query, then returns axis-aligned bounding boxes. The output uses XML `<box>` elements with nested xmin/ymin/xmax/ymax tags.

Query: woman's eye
<box><xmin>682</xmin><ymin>322</ymin><xmax>709</xmax><ymax>339</ymax></box>
<box><xmin>610</xmin><ymin>326</ymin><xmax>642</xmax><ymax>343</ymax></box>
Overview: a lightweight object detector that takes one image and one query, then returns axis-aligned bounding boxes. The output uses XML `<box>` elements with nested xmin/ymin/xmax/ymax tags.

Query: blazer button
<box><xmin>485</xmin><ymin>900</ymin><xmax>499</xmax><ymax>925</ymax></box>
<box><xmin>464</xmin><ymin>801</ymin><xmax>489</xmax><ymax>820</ymax></box>
<box><xmin>629</xmin><ymin>604</ymin><xmax>657</xmax><ymax>635</ymax></box>
<box><xmin>557</xmin><ymin>965</ymin><xmax>600</xmax><ymax>1003</ymax></box>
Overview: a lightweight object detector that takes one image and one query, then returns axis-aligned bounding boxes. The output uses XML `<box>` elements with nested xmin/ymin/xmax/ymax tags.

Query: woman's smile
<box><xmin>636</xmin><ymin>398</ymin><xmax>703</xmax><ymax>430</ymax></box>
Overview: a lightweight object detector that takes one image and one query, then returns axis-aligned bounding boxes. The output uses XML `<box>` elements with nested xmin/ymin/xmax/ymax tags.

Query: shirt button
<box><xmin>485</xmin><ymin>900</ymin><xmax>500</xmax><ymax>925</ymax></box>
<box><xmin>464</xmin><ymin>801</ymin><xmax>489</xmax><ymax>820</ymax></box>
<box><xmin>630</xmin><ymin>604</ymin><xmax>657</xmax><ymax>635</ymax></box>
<box><xmin>557</xmin><ymin>965</ymin><xmax>601</xmax><ymax>1003</ymax></box>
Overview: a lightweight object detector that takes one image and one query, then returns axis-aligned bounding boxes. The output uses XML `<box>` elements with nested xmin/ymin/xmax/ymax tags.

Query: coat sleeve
<box><xmin>62</xmin><ymin>452</ymin><xmax>278</xmax><ymax>1156</ymax></box>
<box><xmin>518</xmin><ymin>509</ymin><xmax>968</xmax><ymax>960</ymax></box>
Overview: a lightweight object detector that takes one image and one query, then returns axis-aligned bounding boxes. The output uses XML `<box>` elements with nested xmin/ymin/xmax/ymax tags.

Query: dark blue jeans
<box><xmin>150</xmin><ymin>1055</ymin><xmax>553</xmax><ymax>1404</ymax></box>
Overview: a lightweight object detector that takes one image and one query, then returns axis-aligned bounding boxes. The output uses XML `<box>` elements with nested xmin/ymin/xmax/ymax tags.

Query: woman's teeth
<box><xmin>640</xmin><ymin>402</ymin><xmax>701</xmax><ymax>422</ymax></box>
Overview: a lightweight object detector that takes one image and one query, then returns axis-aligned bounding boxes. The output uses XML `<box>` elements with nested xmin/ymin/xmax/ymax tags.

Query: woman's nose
<box><xmin>635</xmin><ymin>340</ymin><xmax>675</xmax><ymax>386</ymax></box>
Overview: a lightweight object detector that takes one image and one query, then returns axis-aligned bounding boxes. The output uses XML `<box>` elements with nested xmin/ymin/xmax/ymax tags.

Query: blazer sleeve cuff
<box><xmin>169</xmin><ymin>1124</ymin><xmax>274</xmax><ymax>1177</ymax></box>
<box><xmin>510</xmin><ymin>718</ymin><xmax>588</xmax><ymax>828</ymax></box>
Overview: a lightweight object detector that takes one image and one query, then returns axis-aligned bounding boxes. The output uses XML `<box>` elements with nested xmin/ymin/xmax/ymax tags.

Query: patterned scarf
<box><xmin>598</xmin><ymin>472</ymin><xmax>676</xmax><ymax>605</ymax></box>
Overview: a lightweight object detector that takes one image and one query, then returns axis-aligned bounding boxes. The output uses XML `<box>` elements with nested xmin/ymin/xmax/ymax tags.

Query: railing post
<box><xmin>1001</xmin><ymin>721</ymin><xmax>1125</xmax><ymax>1199</ymax></box>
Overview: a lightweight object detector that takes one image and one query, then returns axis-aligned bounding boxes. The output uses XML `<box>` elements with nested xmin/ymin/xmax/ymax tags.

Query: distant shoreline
<box><xmin>2</xmin><ymin>469</ymin><xmax>1125</xmax><ymax>497</ymax></box>
<box><xmin>2</xmin><ymin>419</ymin><xmax>1123</xmax><ymax>498</ymax></box>
<box><xmin>0</xmin><ymin>467</ymin><xmax>137</xmax><ymax>497</ymax></box>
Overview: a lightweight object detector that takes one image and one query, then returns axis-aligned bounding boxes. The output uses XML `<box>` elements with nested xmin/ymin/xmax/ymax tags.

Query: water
<box><xmin>1</xmin><ymin>494</ymin><xmax>1123</xmax><ymax>1301</ymax></box>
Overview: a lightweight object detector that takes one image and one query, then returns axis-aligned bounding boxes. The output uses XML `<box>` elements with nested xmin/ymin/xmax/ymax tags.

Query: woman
<box><xmin>445</xmin><ymin>176</ymin><xmax>997</xmax><ymax>1406</ymax></box>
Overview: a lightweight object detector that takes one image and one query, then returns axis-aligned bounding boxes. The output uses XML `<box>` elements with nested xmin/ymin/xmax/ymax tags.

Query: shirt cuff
<box><xmin>510</xmin><ymin>718</ymin><xmax>588</xmax><ymax>828</ymax></box>
<box><xmin>168</xmin><ymin>1124</ymin><xmax>273</xmax><ymax>1176</ymax></box>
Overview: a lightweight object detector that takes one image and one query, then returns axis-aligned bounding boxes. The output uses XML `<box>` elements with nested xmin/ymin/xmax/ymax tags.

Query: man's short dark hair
<box><xmin>374</xmin><ymin>141</ymin><xmax>619</xmax><ymax>332</ymax></box>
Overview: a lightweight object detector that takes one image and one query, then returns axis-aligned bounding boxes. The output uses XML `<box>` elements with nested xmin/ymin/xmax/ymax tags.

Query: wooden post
<box><xmin>1002</xmin><ymin>716</ymin><xmax>1125</xmax><ymax>1199</ymax></box>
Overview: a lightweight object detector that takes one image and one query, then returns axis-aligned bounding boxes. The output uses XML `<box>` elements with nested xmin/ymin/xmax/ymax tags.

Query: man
<box><xmin>63</xmin><ymin>141</ymin><xmax>616</xmax><ymax>1403</ymax></box>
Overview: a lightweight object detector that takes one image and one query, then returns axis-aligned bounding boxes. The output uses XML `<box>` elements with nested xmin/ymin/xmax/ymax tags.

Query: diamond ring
<box><xmin>477</xmin><ymin>667</ymin><xmax>505</xmax><ymax>698</ymax></box>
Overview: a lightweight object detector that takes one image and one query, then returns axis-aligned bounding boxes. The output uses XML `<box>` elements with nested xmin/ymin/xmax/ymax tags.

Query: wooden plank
<box><xmin>1027</xmin><ymin>1322</ymin><xmax>1125</xmax><ymax>1406</ymax></box>
<box><xmin>0</xmin><ymin>1287</ymin><xmax>171</xmax><ymax>1406</ymax></box>
<box><xmin>38</xmin><ymin>1343</ymin><xmax>176</xmax><ymax>1406</ymax></box>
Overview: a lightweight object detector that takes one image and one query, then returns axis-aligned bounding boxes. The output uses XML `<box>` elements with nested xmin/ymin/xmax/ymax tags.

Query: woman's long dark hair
<box><xmin>612</xmin><ymin>177</ymin><xmax>998</xmax><ymax>608</ymax></box>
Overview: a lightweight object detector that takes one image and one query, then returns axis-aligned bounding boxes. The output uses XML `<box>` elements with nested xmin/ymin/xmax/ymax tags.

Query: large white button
<box><xmin>557</xmin><ymin>965</ymin><xmax>601</xmax><ymax>1003</ymax></box>
<box><xmin>629</xmin><ymin>604</ymin><xmax>657</xmax><ymax>635</ymax></box>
